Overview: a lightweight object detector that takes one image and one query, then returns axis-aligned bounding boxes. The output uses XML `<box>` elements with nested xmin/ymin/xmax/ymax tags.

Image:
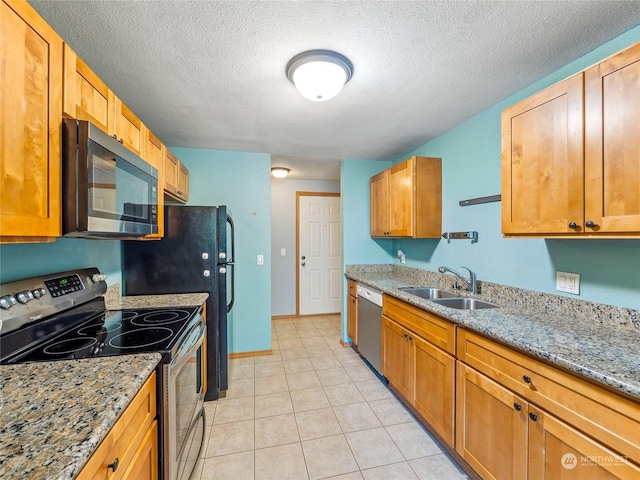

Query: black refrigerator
<box><xmin>123</xmin><ymin>205</ymin><xmax>234</xmax><ymax>401</ymax></box>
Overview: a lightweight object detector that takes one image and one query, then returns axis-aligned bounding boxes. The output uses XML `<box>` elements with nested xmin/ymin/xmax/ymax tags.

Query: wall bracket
<box><xmin>442</xmin><ymin>231</ymin><xmax>478</xmax><ymax>244</ymax></box>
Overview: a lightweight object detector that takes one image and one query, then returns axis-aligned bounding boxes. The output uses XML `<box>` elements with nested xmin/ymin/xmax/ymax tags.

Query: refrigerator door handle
<box><xmin>227</xmin><ymin>263</ymin><xmax>235</xmax><ymax>313</ymax></box>
<box><xmin>226</xmin><ymin>213</ymin><xmax>235</xmax><ymax>313</ymax></box>
<box><xmin>226</xmin><ymin>214</ymin><xmax>235</xmax><ymax>263</ymax></box>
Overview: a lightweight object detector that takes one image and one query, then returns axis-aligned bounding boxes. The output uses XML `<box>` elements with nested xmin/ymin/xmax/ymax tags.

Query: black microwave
<box><xmin>62</xmin><ymin>119</ymin><xmax>159</xmax><ymax>239</ymax></box>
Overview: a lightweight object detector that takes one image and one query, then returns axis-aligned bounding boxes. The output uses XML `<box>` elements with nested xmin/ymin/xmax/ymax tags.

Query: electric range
<box><xmin>0</xmin><ymin>268</ymin><xmax>207</xmax><ymax>480</ymax></box>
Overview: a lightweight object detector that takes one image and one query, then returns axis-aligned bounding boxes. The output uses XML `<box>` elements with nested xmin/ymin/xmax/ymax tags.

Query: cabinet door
<box><xmin>122</xmin><ymin>421</ymin><xmax>158</xmax><ymax>480</ymax></box>
<box><xmin>63</xmin><ymin>44</ymin><xmax>115</xmax><ymax>135</ymax></box>
<box><xmin>177</xmin><ymin>162</ymin><xmax>189</xmax><ymax>201</ymax></box>
<box><xmin>502</xmin><ymin>74</ymin><xmax>584</xmax><ymax>235</ymax></box>
<box><xmin>164</xmin><ymin>150</ymin><xmax>179</xmax><ymax>196</ymax></box>
<box><xmin>387</xmin><ymin>159</ymin><xmax>413</xmax><ymax>236</ymax></box>
<box><xmin>115</xmin><ymin>98</ymin><xmax>146</xmax><ymax>158</ymax></box>
<box><xmin>347</xmin><ymin>294</ymin><xmax>358</xmax><ymax>346</ymax></box>
<box><xmin>528</xmin><ymin>406</ymin><xmax>640</xmax><ymax>480</ymax></box>
<box><xmin>381</xmin><ymin>316</ymin><xmax>413</xmax><ymax>400</ymax></box>
<box><xmin>143</xmin><ymin>130</ymin><xmax>165</xmax><ymax>238</ymax></box>
<box><xmin>413</xmin><ymin>335</ymin><xmax>455</xmax><ymax>447</ymax></box>
<box><xmin>370</xmin><ymin>170</ymin><xmax>389</xmax><ymax>236</ymax></box>
<box><xmin>456</xmin><ymin>362</ymin><xmax>527</xmax><ymax>480</ymax></box>
<box><xmin>1</xmin><ymin>0</ymin><xmax>62</xmax><ymax>240</ymax></box>
<box><xmin>585</xmin><ymin>43</ymin><xmax>640</xmax><ymax>233</ymax></box>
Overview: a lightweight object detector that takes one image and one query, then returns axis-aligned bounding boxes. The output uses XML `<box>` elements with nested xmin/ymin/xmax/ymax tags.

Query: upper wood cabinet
<box><xmin>115</xmin><ymin>98</ymin><xmax>146</xmax><ymax>158</ymax></box>
<box><xmin>370</xmin><ymin>156</ymin><xmax>442</xmax><ymax>238</ymax></box>
<box><xmin>1</xmin><ymin>0</ymin><xmax>63</xmax><ymax>242</ymax></box>
<box><xmin>502</xmin><ymin>40</ymin><xmax>640</xmax><ymax>236</ymax></box>
<box><xmin>63</xmin><ymin>44</ymin><xmax>115</xmax><ymax>135</ymax></box>
<box><xmin>164</xmin><ymin>150</ymin><xmax>189</xmax><ymax>203</ymax></box>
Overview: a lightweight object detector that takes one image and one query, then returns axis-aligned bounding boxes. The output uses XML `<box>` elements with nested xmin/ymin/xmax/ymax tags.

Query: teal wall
<box><xmin>384</xmin><ymin>26</ymin><xmax>640</xmax><ymax>310</ymax></box>
<box><xmin>171</xmin><ymin>148</ymin><xmax>272</xmax><ymax>354</ymax></box>
<box><xmin>0</xmin><ymin>239</ymin><xmax>121</xmax><ymax>287</ymax></box>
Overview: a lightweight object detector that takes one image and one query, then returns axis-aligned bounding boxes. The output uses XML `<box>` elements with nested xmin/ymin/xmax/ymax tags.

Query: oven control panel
<box><xmin>0</xmin><ymin>268</ymin><xmax>107</xmax><ymax>335</ymax></box>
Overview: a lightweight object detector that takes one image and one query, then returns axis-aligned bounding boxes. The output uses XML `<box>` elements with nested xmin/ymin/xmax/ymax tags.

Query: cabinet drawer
<box><xmin>383</xmin><ymin>295</ymin><xmax>455</xmax><ymax>354</ymax></box>
<box><xmin>347</xmin><ymin>279</ymin><xmax>358</xmax><ymax>297</ymax></box>
<box><xmin>457</xmin><ymin>329</ymin><xmax>640</xmax><ymax>465</ymax></box>
<box><xmin>78</xmin><ymin>372</ymin><xmax>157</xmax><ymax>480</ymax></box>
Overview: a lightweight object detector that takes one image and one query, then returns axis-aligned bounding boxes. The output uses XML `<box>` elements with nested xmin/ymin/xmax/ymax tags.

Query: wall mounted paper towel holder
<box><xmin>442</xmin><ymin>231</ymin><xmax>478</xmax><ymax>244</ymax></box>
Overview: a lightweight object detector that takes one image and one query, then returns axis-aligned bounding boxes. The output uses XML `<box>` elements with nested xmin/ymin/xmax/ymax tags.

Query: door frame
<box><xmin>295</xmin><ymin>191</ymin><xmax>341</xmax><ymax>316</ymax></box>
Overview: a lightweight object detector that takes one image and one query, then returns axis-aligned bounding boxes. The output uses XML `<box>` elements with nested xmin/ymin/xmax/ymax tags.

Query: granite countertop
<box><xmin>346</xmin><ymin>265</ymin><xmax>640</xmax><ymax>401</ymax></box>
<box><xmin>105</xmin><ymin>292</ymin><xmax>209</xmax><ymax>310</ymax></box>
<box><xmin>0</xmin><ymin>353</ymin><xmax>161</xmax><ymax>480</ymax></box>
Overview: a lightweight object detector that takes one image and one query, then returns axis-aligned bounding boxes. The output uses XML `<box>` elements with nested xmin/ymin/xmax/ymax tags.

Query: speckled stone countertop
<box><xmin>0</xmin><ymin>353</ymin><xmax>161</xmax><ymax>480</ymax></box>
<box><xmin>104</xmin><ymin>285</ymin><xmax>208</xmax><ymax>310</ymax></box>
<box><xmin>346</xmin><ymin>265</ymin><xmax>640</xmax><ymax>400</ymax></box>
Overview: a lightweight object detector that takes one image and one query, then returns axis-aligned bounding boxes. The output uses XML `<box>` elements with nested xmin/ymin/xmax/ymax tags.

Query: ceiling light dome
<box><xmin>271</xmin><ymin>167</ymin><xmax>291</xmax><ymax>178</ymax></box>
<box><xmin>286</xmin><ymin>50</ymin><xmax>353</xmax><ymax>102</ymax></box>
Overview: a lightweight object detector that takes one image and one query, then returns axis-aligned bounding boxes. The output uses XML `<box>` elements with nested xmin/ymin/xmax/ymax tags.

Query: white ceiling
<box><xmin>30</xmin><ymin>1</ymin><xmax>640</xmax><ymax>180</ymax></box>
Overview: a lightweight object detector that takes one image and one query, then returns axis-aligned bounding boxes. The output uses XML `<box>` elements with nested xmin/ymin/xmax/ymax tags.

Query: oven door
<box><xmin>166</xmin><ymin>318</ymin><xmax>206</xmax><ymax>480</ymax></box>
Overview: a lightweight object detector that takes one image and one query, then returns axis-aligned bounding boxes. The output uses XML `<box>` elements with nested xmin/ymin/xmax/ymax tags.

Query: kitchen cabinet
<box><xmin>370</xmin><ymin>156</ymin><xmax>442</xmax><ymax>238</ymax></box>
<box><xmin>347</xmin><ymin>280</ymin><xmax>358</xmax><ymax>346</ymax></box>
<box><xmin>63</xmin><ymin>44</ymin><xmax>115</xmax><ymax>135</ymax></box>
<box><xmin>1</xmin><ymin>0</ymin><xmax>62</xmax><ymax>242</ymax></box>
<box><xmin>502</xmin><ymin>40</ymin><xmax>640</xmax><ymax>236</ymax></box>
<box><xmin>115</xmin><ymin>98</ymin><xmax>146</xmax><ymax>158</ymax></box>
<box><xmin>77</xmin><ymin>372</ymin><xmax>158</xmax><ymax>480</ymax></box>
<box><xmin>457</xmin><ymin>328</ymin><xmax>640</xmax><ymax>478</ymax></box>
<box><xmin>382</xmin><ymin>295</ymin><xmax>455</xmax><ymax>446</ymax></box>
<box><xmin>165</xmin><ymin>150</ymin><xmax>189</xmax><ymax>202</ymax></box>
<box><xmin>142</xmin><ymin>129</ymin><xmax>165</xmax><ymax>238</ymax></box>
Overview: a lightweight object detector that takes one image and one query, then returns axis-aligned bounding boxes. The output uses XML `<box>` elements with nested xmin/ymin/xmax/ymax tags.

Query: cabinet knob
<box><xmin>585</xmin><ymin>221</ymin><xmax>596</xmax><ymax>228</ymax></box>
<box><xmin>408</xmin><ymin>336</ymin><xmax>413</xmax><ymax>342</ymax></box>
<box><xmin>523</xmin><ymin>375</ymin><xmax>532</xmax><ymax>384</ymax></box>
<box><xmin>108</xmin><ymin>457</ymin><xmax>119</xmax><ymax>472</ymax></box>
<box><xmin>529</xmin><ymin>413</ymin><xmax>538</xmax><ymax>422</ymax></box>
<box><xmin>514</xmin><ymin>403</ymin><xmax>522</xmax><ymax>411</ymax></box>
<box><xmin>568</xmin><ymin>222</ymin><xmax>578</xmax><ymax>229</ymax></box>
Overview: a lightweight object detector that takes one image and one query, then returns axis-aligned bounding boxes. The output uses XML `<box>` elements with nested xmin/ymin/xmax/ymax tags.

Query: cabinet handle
<box><xmin>403</xmin><ymin>333</ymin><xmax>408</xmax><ymax>338</ymax></box>
<box><xmin>514</xmin><ymin>403</ymin><xmax>522</xmax><ymax>411</ymax></box>
<box><xmin>529</xmin><ymin>413</ymin><xmax>538</xmax><ymax>422</ymax></box>
<box><xmin>585</xmin><ymin>220</ymin><xmax>596</xmax><ymax>228</ymax></box>
<box><xmin>523</xmin><ymin>375</ymin><xmax>532</xmax><ymax>384</ymax></box>
<box><xmin>568</xmin><ymin>222</ymin><xmax>578</xmax><ymax>229</ymax></box>
<box><xmin>408</xmin><ymin>336</ymin><xmax>413</xmax><ymax>342</ymax></box>
<box><xmin>118</xmin><ymin>138</ymin><xmax>124</xmax><ymax>144</ymax></box>
<box><xmin>107</xmin><ymin>457</ymin><xmax>119</xmax><ymax>472</ymax></box>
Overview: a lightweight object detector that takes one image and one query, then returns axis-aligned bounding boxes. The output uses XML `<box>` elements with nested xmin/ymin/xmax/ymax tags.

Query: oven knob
<box><xmin>31</xmin><ymin>288</ymin><xmax>45</xmax><ymax>299</ymax></box>
<box><xmin>0</xmin><ymin>295</ymin><xmax>17</xmax><ymax>309</ymax></box>
<box><xmin>16</xmin><ymin>290</ymin><xmax>34</xmax><ymax>304</ymax></box>
<box><xmin>92</xmin><ymin>273</ymin><xmax>107</xmax><ymax>283</ymax></box>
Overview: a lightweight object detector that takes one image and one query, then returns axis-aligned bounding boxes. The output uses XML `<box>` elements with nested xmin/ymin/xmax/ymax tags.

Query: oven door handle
<box><xmin>171</xmin><ymin>317</ymin><xmax>205</xmax><ymax>369</ymax></box>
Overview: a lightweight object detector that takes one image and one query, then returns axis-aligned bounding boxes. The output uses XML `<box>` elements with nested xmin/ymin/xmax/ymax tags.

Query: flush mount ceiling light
<box><xmin>286</xmin><ymin>50</ymin><xmax>354</xmax><ymax>102</ymax></box>
<box><xmin>271</xmin><ymin>167</ymin><xmax>291</xmax><ymax>178</ymax></box>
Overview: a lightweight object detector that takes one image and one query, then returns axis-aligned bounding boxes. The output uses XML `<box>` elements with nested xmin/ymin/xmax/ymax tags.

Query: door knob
<box><xmin>301</xmin><ymin>255</ymin><xmax>306</xmax><ymax>260</ymax></box>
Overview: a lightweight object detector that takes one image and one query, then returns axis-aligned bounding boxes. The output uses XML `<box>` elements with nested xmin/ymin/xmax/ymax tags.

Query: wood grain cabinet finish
<box><xmin>77</xmin><ymin>372</ymin><xmax>157</xmax><ymax>480</ymax></box>
<box><xmin>457</xmin><ymin>329</ymin><xmax>640</xmax><ymax>477</ymax></box>
<box><xmin>370</xmin><ymin>156</ymin><xmax>442</xmax><ymax>238</ymax></box>
<box><xmin>115</xmin><ymin>98</ymin><xmax>146</xmax><ymax>158</ymax></box>
<box><xmin>63</xmin><ymin>44</ymin><xmax>115</xmax><ymax>135</ymax></box>
<box><xmin>347</xmin><ymin>280</ymin><xmax>358</xmax><ymax>346</ymax></box>
<box><xmin>502</xmin><ymin>40</ymin><xmax>640</xmax><ymax>236</ymax></box>
<box><xmin>382</xmin><ymin>295</ymin><xmax>456</xmax><ymax>446</ymax></box>
<box><xmin>1</xmin><ymin>0</ymin><xmax>63</xmax><ymax>242</ymax></box>
<box><xmin>142</xmin><ymin>129</ymin><xmax>165</xmax><ymax>238</ymax></box>
<box><xmin>164</xmin><ymin>150</ymin><xmax>189</xmax><ymax>203</ymax></box>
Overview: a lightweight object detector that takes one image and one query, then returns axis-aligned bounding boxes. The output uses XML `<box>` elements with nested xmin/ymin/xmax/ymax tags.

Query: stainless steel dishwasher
<box><xmin>357</xmin><ymin>284</ymin><xmax>383</xmax><ymax>375</ymax></box>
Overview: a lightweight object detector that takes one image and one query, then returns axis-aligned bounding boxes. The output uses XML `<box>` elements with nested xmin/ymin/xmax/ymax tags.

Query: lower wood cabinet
<box><xmin>381</xmin><ymin>295</ymin><xmax>455</xmax><ymax>447</ymax></box>
<box><xmin>77</xmin><ymin>372</ymin><xmax>157</xmax><ymax>480</ymax></box>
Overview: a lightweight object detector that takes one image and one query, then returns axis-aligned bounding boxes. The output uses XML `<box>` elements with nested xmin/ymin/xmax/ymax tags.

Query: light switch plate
<box><xmin>556</xmin><ymin>271</ymin><xmax>580</xmax><ymax>295</ymax></box>
<box><xmin>280</xmin><ymin>248</ymin><xmax>286</xmax><ymax>256</ymax></box>
<box><xmin>257</xmin><ymin>254</ymin><xmax>264</xmax><ymax>265</ymax></box>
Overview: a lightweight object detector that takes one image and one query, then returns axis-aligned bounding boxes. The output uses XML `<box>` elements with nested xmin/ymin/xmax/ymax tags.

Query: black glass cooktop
<box><xmin>1</xmin><ymin>298</ymin><xmax>200</xmax><ymax>364</ymax></box>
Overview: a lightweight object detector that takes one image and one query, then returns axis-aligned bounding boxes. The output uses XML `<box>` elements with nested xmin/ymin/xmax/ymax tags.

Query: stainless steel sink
<box><xmin>430</xmin><ymin>297</ymin><xmax>498</xmax><ymax>310</ymax></box>
<box><xmin>399</xmin><ymin>287</ymin><xmax>459</xmax><ymax>300</ymax></box>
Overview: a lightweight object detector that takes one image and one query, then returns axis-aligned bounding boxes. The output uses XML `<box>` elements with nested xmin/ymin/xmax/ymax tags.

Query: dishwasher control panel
<box><xmin>357</xmin><ymin>285</ymin><xmax>383</xmax><ymax>307</ymax></box>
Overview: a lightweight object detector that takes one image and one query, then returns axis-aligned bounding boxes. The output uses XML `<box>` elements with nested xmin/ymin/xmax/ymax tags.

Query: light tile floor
<box><xmin>193</xmin><ymin>314</ymin><xmax>469</xmax><ymax>480</ymax></box>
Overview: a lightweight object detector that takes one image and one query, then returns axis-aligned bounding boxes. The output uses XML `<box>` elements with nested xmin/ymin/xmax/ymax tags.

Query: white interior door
<box><xmin>298</xmin><ymin>194</ymin><xmax>341</xmax><ymax>315</ymax></box>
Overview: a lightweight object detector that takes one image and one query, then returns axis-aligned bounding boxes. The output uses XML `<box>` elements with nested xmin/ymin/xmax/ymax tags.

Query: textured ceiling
<box><xmin>29</xmin><ymin>1</ymin><xmax>640</xmax><ymax>180</ymax></box>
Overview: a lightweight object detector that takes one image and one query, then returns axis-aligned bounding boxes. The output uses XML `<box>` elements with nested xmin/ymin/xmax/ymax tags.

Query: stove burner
<box><xmin>109</xmin><ymin>327</ymin><xmax>174</xmax><ymax>349</ymax></box>
<box><xmin>131</xmin><ymin>309</ymin><xmax>190</xmax><ymax>326</ymax></box>
<box><xmin>43</xmin><ymin>337</ymin><xmax>98</xmax><ymax>355</ymax></box>
<box><xmin>77</xmin><ymin>322</ymin><xmax>122</xmax><ymax>336</ymax></box>
<box><xmin>114</xmin><ymin>311</ymin><xmax>138</xmax><ymax>320</ymax></box>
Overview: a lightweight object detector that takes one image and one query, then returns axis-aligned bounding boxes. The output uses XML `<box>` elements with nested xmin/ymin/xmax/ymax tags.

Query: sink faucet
<box><xmin>438</xmin><ymin>266</ymin><xmax>477</xmax><ymax>294</ymax></box>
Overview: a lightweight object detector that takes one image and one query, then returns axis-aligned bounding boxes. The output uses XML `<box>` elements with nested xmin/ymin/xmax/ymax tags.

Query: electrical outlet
<box><xmin>280</xmin><ymin>248</ymin><xmax>286</xmax><ymax>256</ymax></box>
<box><xmin>556</xmin><ymin>271</ymin><xmax>580</xmax><ymax>295</ymax></box>
<box><xmin>257</xmin><ymin>255</ymin><xmax>264</xmax><ymax>265</ymax></box>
